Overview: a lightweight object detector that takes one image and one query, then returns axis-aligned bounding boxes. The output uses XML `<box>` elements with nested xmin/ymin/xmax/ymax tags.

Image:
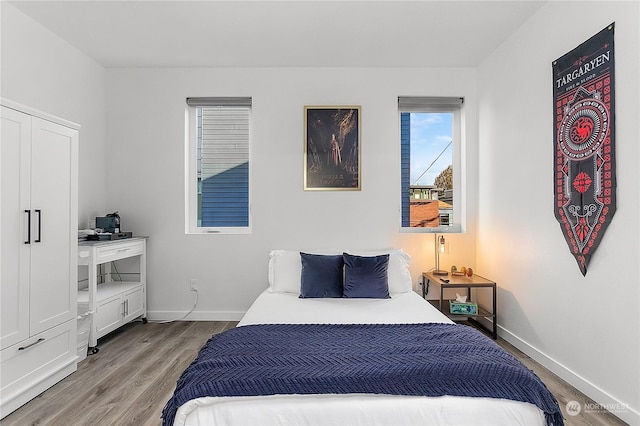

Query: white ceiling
<box><xmin>8</xmin><ymin>0</ymin><xmax>545</xmax><ymax>68</ymax></box>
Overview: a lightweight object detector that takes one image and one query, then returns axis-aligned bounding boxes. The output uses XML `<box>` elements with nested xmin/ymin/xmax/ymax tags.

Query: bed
<box><xmin>163</xmin><ymin>249</ymin><xmax>563</xmax><ymax>426</ymax></box>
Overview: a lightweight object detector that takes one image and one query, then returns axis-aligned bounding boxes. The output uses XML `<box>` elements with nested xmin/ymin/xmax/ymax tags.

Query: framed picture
<box><xmin>304</xmin><ymin>106</ymin><xmax>361</xmax><ymax>190</ymax></box>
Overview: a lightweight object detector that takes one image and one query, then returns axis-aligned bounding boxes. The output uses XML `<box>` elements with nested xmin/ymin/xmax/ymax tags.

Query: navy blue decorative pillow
<box><xmin>342</xmin><ymin>253</ymin><xmax>390</xmax><ymax>298</ymax></box>
<box><xmin>299</xmin><ymin>253</ymin><xmax>344</xmax><ymax>298</ymax></box>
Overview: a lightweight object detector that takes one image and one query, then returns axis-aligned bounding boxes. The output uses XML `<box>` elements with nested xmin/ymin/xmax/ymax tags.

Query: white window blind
<box><xmin>398</xmin><ymin>96</ymin><xmax>463</xmax><ymax>112</ymax></box>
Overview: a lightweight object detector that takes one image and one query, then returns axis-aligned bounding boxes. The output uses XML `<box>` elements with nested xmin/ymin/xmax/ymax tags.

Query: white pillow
<box><xmin>344</xmin><ymin>249</ymin><xmax>413</xmax><ymax>294</ymax></box>
<box><xmin>268</xmin><ymin>249</ymin><xmax>341</xmax><ymax>294</ymax></box>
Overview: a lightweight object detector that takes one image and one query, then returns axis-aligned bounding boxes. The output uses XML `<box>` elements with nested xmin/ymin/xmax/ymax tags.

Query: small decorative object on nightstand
<box><xmin>450</xmin><ymin>298</ymin><xmax>478</xmax><ymax>315</ymax></box>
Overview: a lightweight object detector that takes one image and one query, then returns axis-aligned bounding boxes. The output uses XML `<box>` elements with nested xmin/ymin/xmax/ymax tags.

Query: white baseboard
<box><xmin>498</xmin><ymin>325</ymin><xmax>639</xmax><ymax>425</ymax></box>
<box><xmin>146</xmin><ymin>310</ymin><xmax>245</xmax><ymax>322</ymax></box>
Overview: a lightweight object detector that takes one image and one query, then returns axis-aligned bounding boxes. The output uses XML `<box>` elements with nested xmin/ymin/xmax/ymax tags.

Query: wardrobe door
<box><xmin>0</xmin><ymin>107</ymin><xmax>31</xmax><ymax>350</ymax></box>
<box><xmin>29</xmin><ymin>117</ymin><xmax>78</xmax><ymax>335</ymax></box>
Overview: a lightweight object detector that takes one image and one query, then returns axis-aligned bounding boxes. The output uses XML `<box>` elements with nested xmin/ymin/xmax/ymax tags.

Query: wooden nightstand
<box><xmin>421</xmin><ymin>271</ymin><xmax>497</xmax><ymax>339</ymax></box>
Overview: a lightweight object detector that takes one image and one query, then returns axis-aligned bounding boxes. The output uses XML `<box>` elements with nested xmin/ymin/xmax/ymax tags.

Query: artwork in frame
<box><xmin>304</xmin><ymin>106</ymin><xmax>361</xmax><ymax>190</ymax></box>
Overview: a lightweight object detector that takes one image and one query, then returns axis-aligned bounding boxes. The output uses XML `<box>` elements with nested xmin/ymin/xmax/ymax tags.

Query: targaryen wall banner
<box><xmin>553</xmin><ymin>23</ymin><xmax>616</xmax><ymax>276</ymax></box>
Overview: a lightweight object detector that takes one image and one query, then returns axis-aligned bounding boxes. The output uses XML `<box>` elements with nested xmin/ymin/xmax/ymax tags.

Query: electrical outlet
<box><xmin>189</xmin><ymin>279</ymin><xmax>198</xmax><ymax>291</ymax></box>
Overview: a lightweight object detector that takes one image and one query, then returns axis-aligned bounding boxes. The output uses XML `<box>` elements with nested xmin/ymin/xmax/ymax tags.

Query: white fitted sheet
<box><xmin>173</xmin><ymin>291</ymin><xmax>546</xmax><ymax>426</ymax></box>
<box><xmin>237</xmin><ymin>290</ymin><xmax>454</xmax><ymax>326</ymax></box>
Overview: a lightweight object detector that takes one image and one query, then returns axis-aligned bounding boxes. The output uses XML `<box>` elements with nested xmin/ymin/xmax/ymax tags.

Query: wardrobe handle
<box><xmin>24</xmin><ymin>210</ymin><xmax>31</xmax><ymax>244</ymax></box>
<box><xmin>18</xmin><ymin>338</ymin><xmax>45</xmax><ymax>351</ymax></box>
<box><xmin>35</xmin><ymin>209</ymin><xmax>42</xmax><ymax>242</ymax></box>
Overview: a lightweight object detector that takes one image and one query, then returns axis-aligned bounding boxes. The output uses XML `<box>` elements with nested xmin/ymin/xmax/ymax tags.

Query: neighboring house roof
<box><xmin>409</xmin><ymin>200</ymin><xmax>439</xmax><ymax>227</ymax></box>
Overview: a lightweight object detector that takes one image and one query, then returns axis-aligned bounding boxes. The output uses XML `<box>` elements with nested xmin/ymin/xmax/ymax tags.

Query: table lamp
<box><xmin>433</xmin><ymin>234</ymin><xmax>449</xmax><ymax>276</ymax></box>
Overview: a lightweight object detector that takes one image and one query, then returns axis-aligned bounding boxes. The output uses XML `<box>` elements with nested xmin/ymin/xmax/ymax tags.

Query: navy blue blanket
<box><xmin>162</xmin><ymin>323</ymin><xmax>563</xmax><ymax>426</ymax></box>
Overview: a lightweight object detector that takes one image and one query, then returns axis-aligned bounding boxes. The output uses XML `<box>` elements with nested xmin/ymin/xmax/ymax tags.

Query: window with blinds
<box><xmin>399</xmin><ymin>97</ymin><xmax>463</xmax><ymax>233</ymax></box>
<box><xmin>186</xmin><ymin>97</ymin><xmax>251</xmax><ymax>233</ymax></box>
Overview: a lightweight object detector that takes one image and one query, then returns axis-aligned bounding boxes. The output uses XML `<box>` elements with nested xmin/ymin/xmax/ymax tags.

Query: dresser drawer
<box><xmin>0</xmin><ymin>320</ymin><xmax>76</xmax><ymax>413</ymax></box>
<box><xmin>95</xmin><ymin>240</ymin><xmax>144</xmax><ymax>263</ymax></box>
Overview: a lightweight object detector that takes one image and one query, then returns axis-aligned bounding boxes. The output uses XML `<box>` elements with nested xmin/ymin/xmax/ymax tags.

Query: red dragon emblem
<box><xmin>570</xmin><ymin>116</ymin><xmax>594</xmax><ymax>143</ymax></box>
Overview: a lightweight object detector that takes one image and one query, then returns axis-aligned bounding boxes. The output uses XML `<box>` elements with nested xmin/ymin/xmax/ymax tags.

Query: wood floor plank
<box><xmin>47</xmin><ymin>334</ymin><xmax>176</xmax><ymax>424</ymax></box>
<box><xmin>48</xmin><ymin>322</ymin><xmax>223</xmax><ymax>425</ymax></box>
<box><xmin>108</xmin><ymin>321</ymin><xmax>221</xmax><ymax>424</ymax></box>
<box><xmin>1</xmin><ymin>321</ymin><xmax>628</xmax><ymax>426</ymax></box>
<box><xmin>110</xmin><ymin>347</ymin><xmax>206</xmax><ymax>425</ymax></box>
<box><xmin>496</xmin><ymin>337</ymin><xmax>628</xmax><ymax>426</ymax></box>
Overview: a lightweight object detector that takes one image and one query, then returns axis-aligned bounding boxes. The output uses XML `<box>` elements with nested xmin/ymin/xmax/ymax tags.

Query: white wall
<box><xmin>477</xmin><ymin>1</ymin><xmax>639</xmax><ymax>423</ymax></box>
<box><xmin>105</xmin><ymin>67</ymin><xmax>479</xmax><ymax>319</ymax></box>
<box><xmin>1</xmin><ymin>2</ymin><xmax>107</xmax><ymax>225</ymax></box>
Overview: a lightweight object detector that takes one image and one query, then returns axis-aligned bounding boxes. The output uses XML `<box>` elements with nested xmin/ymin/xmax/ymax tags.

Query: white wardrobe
<box><xmin>0</xmin><ymin>101</ymin><xmax>79</xmax><ymax>418</ymax></box>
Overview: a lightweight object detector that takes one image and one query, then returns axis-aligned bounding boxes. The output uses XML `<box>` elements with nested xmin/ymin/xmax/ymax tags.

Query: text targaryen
<box><xmin>556</xmin><ymin>51</ymin><xmax>610</xmax><ymax>88</ymax></box>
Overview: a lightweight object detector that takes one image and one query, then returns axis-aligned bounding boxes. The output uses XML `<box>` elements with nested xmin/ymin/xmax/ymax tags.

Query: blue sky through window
<box><xmin>409</xmin><ymin>112</ymin><xmax>453</xmax><ymax>186</ymax></box>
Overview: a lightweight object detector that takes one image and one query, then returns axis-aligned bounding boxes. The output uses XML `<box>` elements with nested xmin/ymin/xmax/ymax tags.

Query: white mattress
<box><xmin>173</xmin><ymin>291</ymin><xmax>546</xmax><ymax>426</ymax></box>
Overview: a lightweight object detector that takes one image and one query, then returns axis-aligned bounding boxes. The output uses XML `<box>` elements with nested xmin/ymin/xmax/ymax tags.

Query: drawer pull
<box><xmin>116</xmin><ymin>248</ymin><xmax>131</xmax><ymax>253</ymax></box>
<box><xmin>18</xmin><ymin>338</ymin><xmax>45</xmax><ymax>351</ymax></box>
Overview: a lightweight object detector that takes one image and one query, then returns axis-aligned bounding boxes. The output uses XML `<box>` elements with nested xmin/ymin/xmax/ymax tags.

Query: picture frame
<box><xmin>304</xmin><ymin>106</ymin><xmax>361</xmax><ymax>190</ymax></box>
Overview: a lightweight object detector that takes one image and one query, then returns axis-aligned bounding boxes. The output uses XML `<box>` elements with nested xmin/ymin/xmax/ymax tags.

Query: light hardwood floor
<box><xmin>1</xmin><ymin>321</ymin><xmax>628</xmax><ymax>426</ymax></box>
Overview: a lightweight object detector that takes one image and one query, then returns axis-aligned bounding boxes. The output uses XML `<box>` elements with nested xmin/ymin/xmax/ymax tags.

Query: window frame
<box><xmin>185</xmin><ymin>99</ymin><xmax>252</xmax><ymax>235</ymax></box>
<box><xmin>398</xmin><ymin>97</ymin><xmax>465</xmax><ymax>234</ymax></box>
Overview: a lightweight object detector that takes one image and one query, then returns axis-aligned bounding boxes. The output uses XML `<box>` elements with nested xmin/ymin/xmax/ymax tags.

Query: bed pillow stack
<box><xmin>268</xmin><ymin>249</ymin><xmax>413</xmax><ymax>298</ymax></box>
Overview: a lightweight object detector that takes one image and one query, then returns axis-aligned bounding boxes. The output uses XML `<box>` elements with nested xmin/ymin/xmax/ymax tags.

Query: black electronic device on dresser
<box><xmin>91</xmin><ymin>211</ymin><xmax>132</xmax><ymax>240</ymax></box>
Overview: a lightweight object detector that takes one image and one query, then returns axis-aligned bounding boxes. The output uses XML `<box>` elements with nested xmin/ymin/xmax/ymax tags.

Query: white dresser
<box><xmin>1</xmin><ymin>101</ymin><xmax>79</xmax><ymax>418</ymax></box>
<box><xmin>77</xmin><ymin>237</ymin><xmax>147</xmax><ymax>349</ymax></box>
